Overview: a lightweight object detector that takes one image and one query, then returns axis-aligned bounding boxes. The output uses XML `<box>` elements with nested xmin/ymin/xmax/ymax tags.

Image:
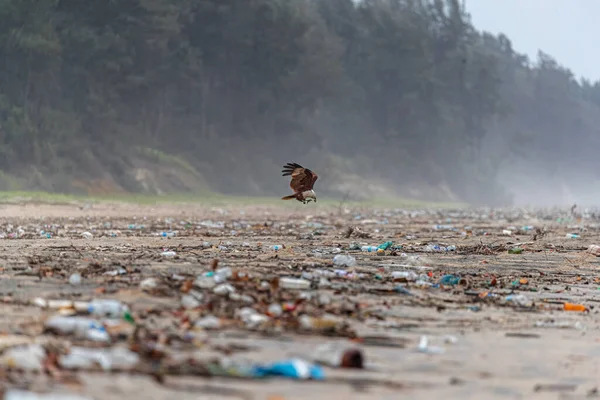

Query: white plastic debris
<box><xmin>45</xmin><ymin>316</ymin><xmax>110</xmax><ymax>342</ymax></box>
<box><xmin>279</xmin><ymin>277</ymin><xmax>311</xmax><ymax>290</ymax></box>
<box><xmin>333</xmin><ymin>254</ymin><xmax>356</xmax><ymax>267</ymax></box>
<box><xmin>59</xmin><ymin>346</ymin><xmax>139</xmax><ymax>371</ymax></box>
<box><xmin>4</xmin><ymin>390</ymin><xmax>94</xmax><ymax>400</ymax></box>
<box><xmin>417</xmin><ymin>336</ymin><xmax>445</xmax><ymax>354</ymax></box>
<box><xmin>588</xmin><ymin>245</ymin><xmax>600</xmax><ymax>256</ymax></box>
<box><xmin>0</xmin><ymin>344</ymin><xmax>46</xmax><ymax>371</ymax></box>
<box><xmin>68</xmin><ymin>273</ymin><xmax>82</xmax><ymax>286</ymax></box>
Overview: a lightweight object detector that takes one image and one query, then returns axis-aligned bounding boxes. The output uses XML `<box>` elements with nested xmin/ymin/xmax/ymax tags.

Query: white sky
<box><xmin>466</xmin><ymin>0</ymin><xmax>599</xmax><ymax>82</ymax></box>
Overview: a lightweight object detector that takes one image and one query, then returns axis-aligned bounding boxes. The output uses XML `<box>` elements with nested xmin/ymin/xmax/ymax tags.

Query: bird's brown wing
<box><xmin>281</xmin><ymin>162</ymin><xmax>318</xmax><ymax>193</ymax></box>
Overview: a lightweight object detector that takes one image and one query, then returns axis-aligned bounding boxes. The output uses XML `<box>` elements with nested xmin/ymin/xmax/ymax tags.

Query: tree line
<box><xmin>0</xmin><ymin>0</ymin><xmax>598</xmax><ymax>205</ymax></box>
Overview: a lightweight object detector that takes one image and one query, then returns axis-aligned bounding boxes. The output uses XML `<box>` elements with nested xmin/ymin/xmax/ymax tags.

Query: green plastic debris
<box><xmin>377</xmin><ymin>241</ymin><xmax>393</xmax><ymax>250</ymax></box>
<box><xmin>508</xmin><ymin>247</ymin><xmax>523</xmax><ymax>254</ymax></box>
<box><xmin>123</xmin><ymin>311</ymin><xmax>135</xmax><ymax>325</ymax></box>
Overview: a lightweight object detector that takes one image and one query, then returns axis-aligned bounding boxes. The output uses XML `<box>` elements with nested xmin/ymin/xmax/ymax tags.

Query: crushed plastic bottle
<box><xmin>161</xmin><ymin>250</ymin><xmax>177</xmax><ymax>257</ymax></box>
<box><xmin>565</xmin><ymin>233</ymin><xmax>580</xmax><ymax>239</ymax></box>
<box><xmin>332</xmin><ymin>254</ymin><xmax>356</xmax><ymax>267</ymax></box>
<box><xmin>272</xmin><ymin>245</ymin><xmax>283</xmax><ymax>251</ymax></box>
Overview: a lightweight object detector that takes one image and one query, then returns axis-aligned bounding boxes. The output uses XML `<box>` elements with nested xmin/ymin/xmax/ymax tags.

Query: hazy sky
<box><xmin>466</xmin><ymin>0</ymin><xmax>600</xmax><ymax>82</ymax></box>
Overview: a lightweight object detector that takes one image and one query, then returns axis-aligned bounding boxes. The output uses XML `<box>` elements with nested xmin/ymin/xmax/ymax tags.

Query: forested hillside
<box><xmin>0</xmin><ymin>0</ymin><xmax>598</xmax><ymax>206</ymax></box>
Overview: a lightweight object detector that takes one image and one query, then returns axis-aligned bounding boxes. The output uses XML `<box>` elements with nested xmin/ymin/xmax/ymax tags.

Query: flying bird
<box><xmin>281</xmin><ymin>162</ymin><xmax>318</xmax><ymax>204</ymax></box>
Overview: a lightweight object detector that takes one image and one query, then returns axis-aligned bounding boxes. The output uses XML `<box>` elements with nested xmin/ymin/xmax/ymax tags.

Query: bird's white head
<box><xmin>304</xmin><ymin>189</ymin><xmax>317</xmax><ymax>202</ymax></box>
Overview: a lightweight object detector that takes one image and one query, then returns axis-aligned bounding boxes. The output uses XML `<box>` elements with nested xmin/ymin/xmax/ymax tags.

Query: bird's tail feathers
<box><xmin>281</xmin><ymin>194</ymin><xmax>296</xmax><ymax>200</ymax></box>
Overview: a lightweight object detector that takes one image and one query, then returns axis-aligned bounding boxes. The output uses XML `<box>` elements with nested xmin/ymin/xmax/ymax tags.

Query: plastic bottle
<box><xmin>361</xmin><ymin>246</ymin><xmax>378</xmax><ymax>252</ymax></box>
<box><xmin>194</xmin><ymin>315</ymin><xmax>222</xmax><ymax>330</ymax></box>
<box><xmin>45</xmin><ymin>316</ymin><xmax>110</xmax><ymax>342</ymax></box>
<box><xmin>564</xmin><ymin>302</ymin><xmax>586</xmax><ymax>312</ymax></box>
<box><xmin>87</xmin><ymin>299</ymin><xmax>129</xmax><ymax>318</ymax></box>
<box><xmin>58</xmin><ymin>346</ymin><xmax>139</xmax><ymax>371</ymax></box>
<box><xmin>505</xmin><ymin>294</ymin><xmax>532</xmax><ymax>307</ymax></box>
<box><xmin>279</xmin><ymin>277</ymin><xmax>311</xmax><ymax>290</ymax></box>
<box><xmin>272</xmin><ymin>245</ymin><xmax>283</xmax><ymax>251</ymax></box>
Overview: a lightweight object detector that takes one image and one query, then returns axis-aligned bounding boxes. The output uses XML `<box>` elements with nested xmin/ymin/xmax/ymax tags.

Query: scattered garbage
<box><xmin>0</xmin><ymin>203</ymin><xmax>598</xmax><ymax>397</ymax></box>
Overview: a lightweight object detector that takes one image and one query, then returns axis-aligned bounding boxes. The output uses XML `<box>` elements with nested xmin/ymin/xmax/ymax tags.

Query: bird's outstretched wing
<box><xmin>281</xmin><ymin>162</ymin><xmax>318</xmax><ymax>193</ymax></box>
